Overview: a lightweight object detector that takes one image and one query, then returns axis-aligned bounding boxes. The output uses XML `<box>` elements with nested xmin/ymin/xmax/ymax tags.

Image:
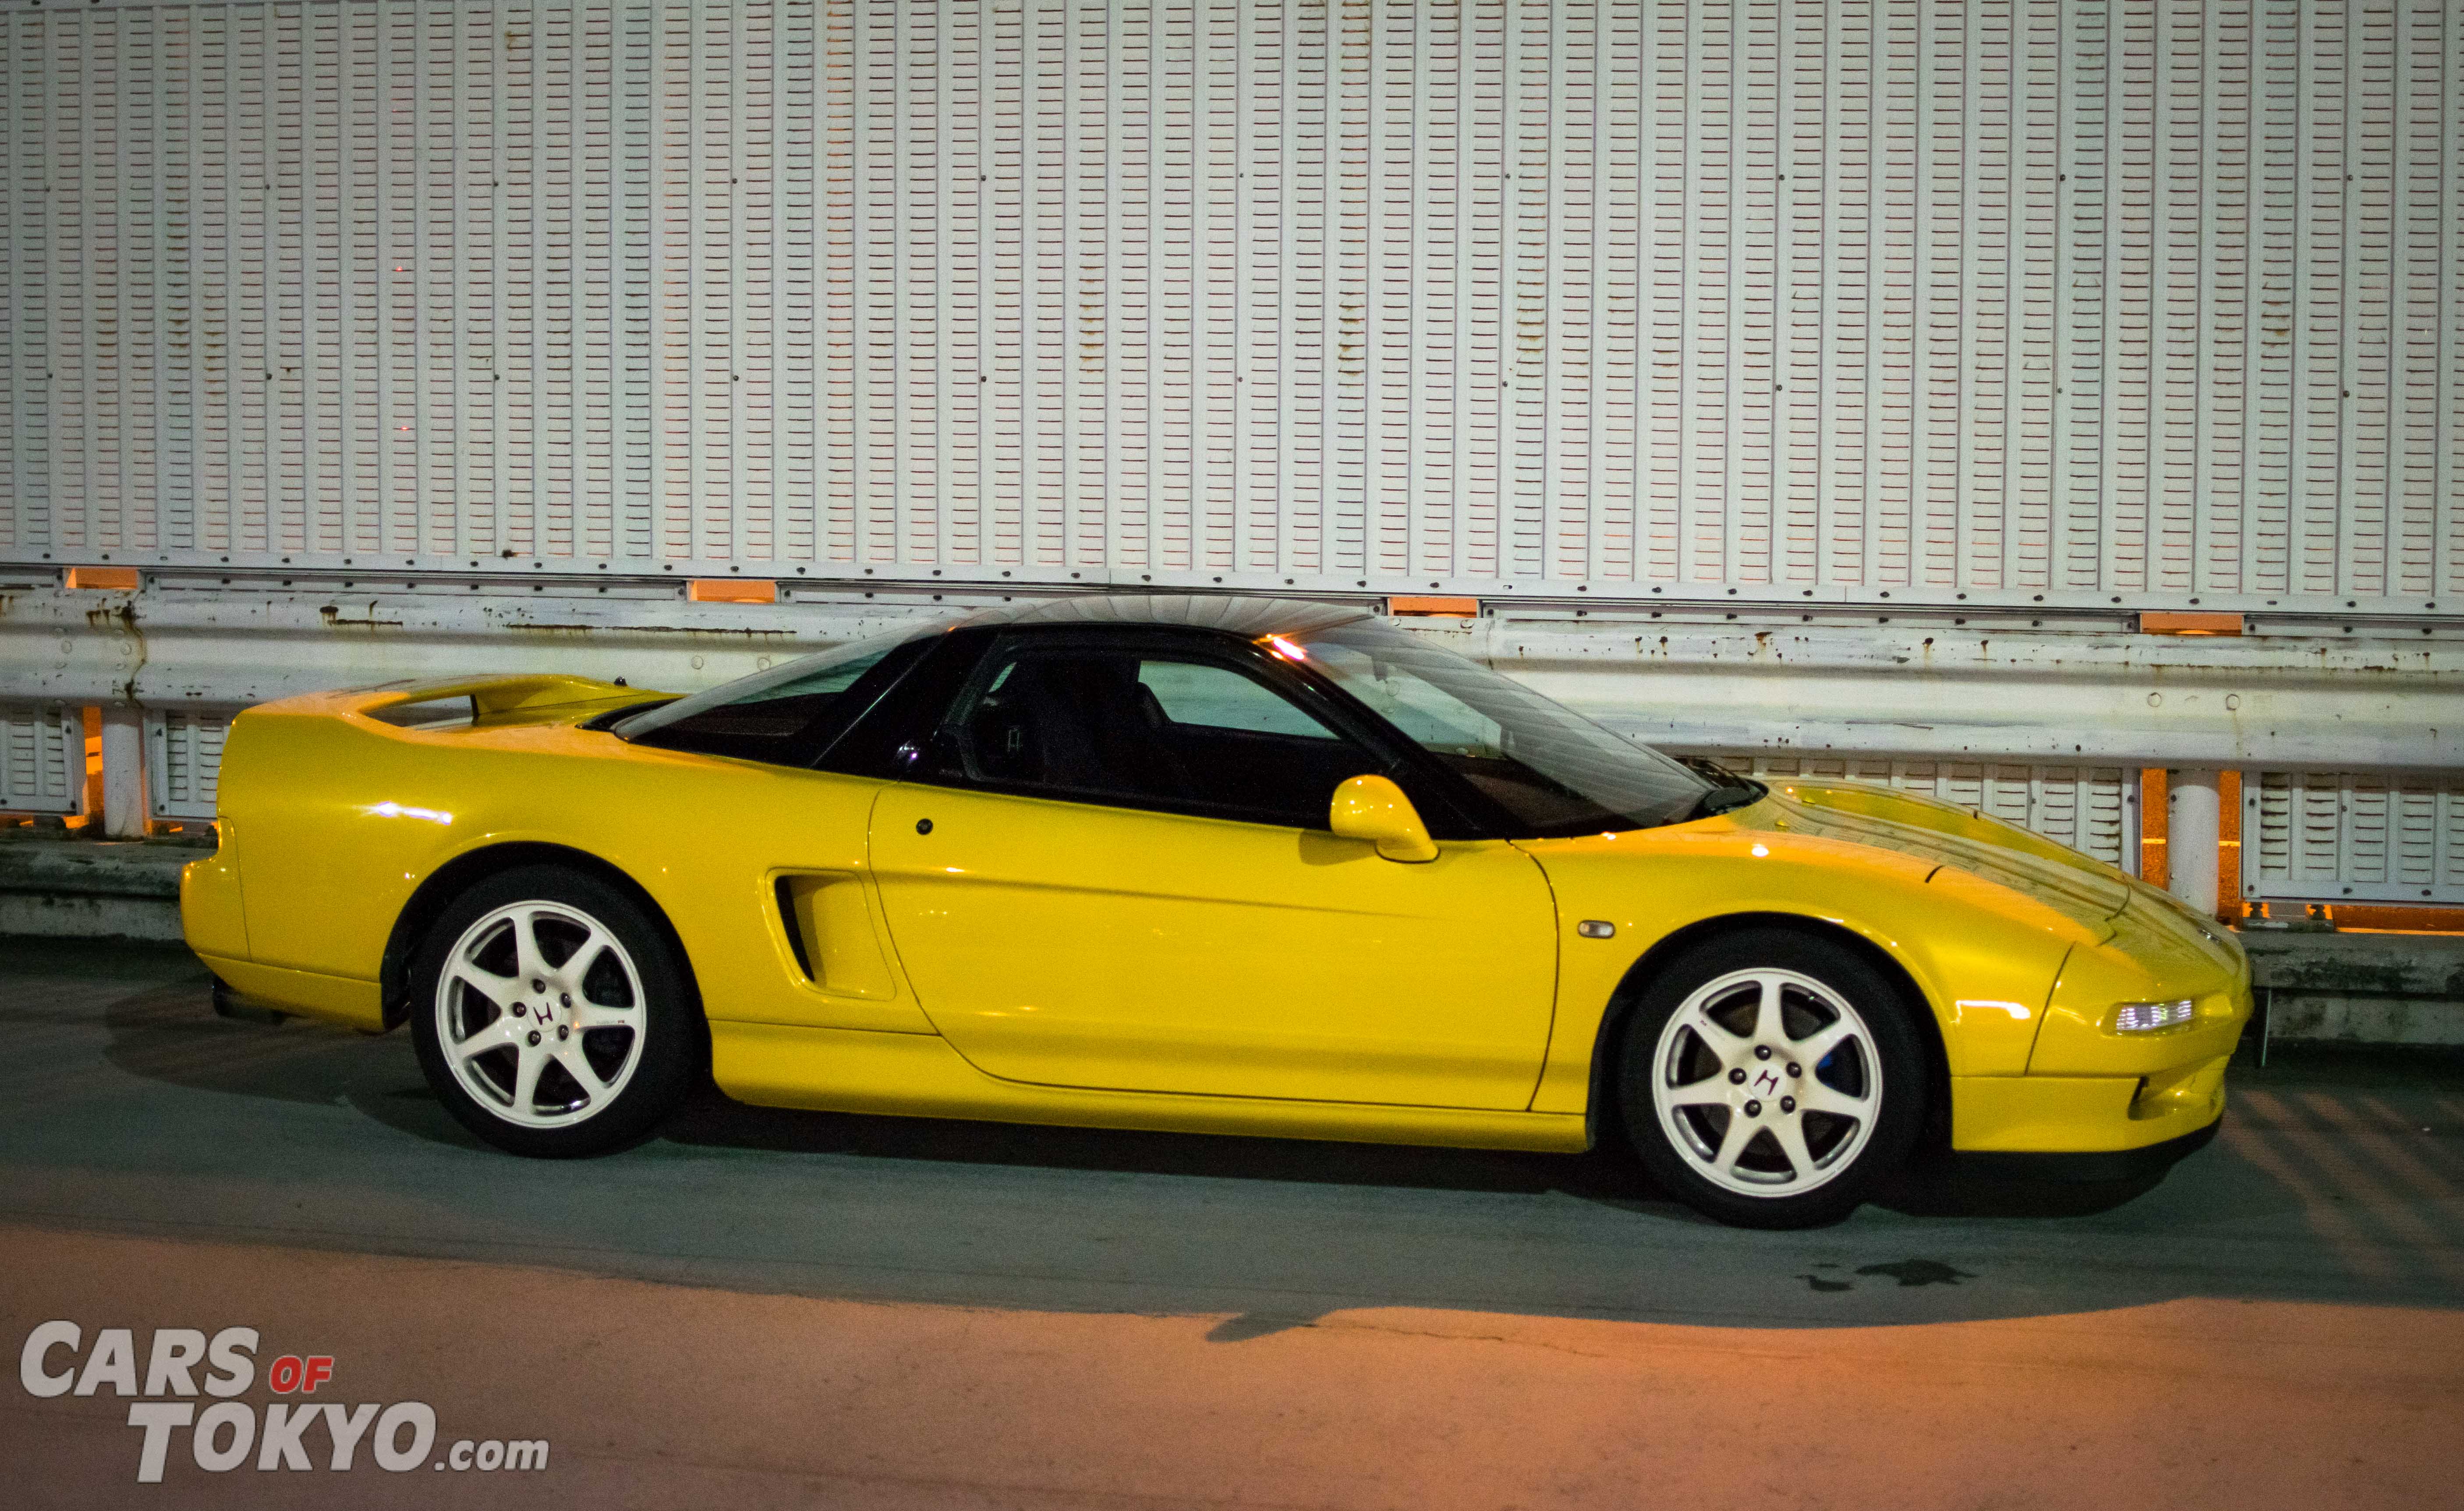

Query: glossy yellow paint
<box><xmin>1328</xmin><ymin>773</ymin><xmax>1440</xmax><ymax>862</ymax></box>
<box><xmin>712</xmin><ymin>1021</ymin><xmax>1592</xmax><ymax>1152</ymax></box>
<box><xmin>2031</xmin><ymin>888</ymin><xmax>2250</xmax><ymax>1076</ymax></box>
<box><xmin>1951</xmin><ymin>1054</ymin><xmax>2232</xmax><ymax>1152</ymax></box>
<box><xmin>178</xmin><ymin>828</ymin><xmax>249</xmax><ymax>960</ymax></box>
<box><xmin>867</xmin><ymin>781</ymin><xmax>1558</xmax><ymax>1108</ymax></box>
<box><xmin>184</xmin><ymin>678</ymin><xmax>2250</xmax><ymax>1159</ymax></box>
<box><xmin>196</xmin><ymin>677</ymin><xmax>935</xmax><ymax>1038</ymax></box>
<box><xmin>1519</xmin><ymin>777</ymin><xmax>2248</xmax><ymax>1150</ymax></box>
<box><xmin>200</xmin><ymin>953</ymin><xmax>386</xmax><ymax>1032</ymax></box>
<box><xmin>1521</xmin><ymin>810</ymin><xmax>2084</xmax><ymax>1101</ymax></box>
<box><xmin>772</xmin><ymin>870</ymin><xmax>904</xmax><ymax>1001</ymax></box>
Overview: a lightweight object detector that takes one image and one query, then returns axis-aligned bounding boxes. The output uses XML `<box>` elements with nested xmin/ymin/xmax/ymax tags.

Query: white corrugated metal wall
<box><xmin>145</xmin><ymin>706</ymin><xmax>232</xmax><ymax>818</ymax></box>
<box><xmin>2247</xmin><ymin>769</ymin><xmax>2464</xmax><ymax>904</ymax></box>
<box><xmin>0</xmin><ymin>703</ymin><xmax>79</xmax><ymax>813</ymax></box>
<box><xmin>4</xmin><ymin>0</ymin><xmax>2460</xmax><ymax>610</ymax></box>
<box><xmin>6</xmin><ymin>0</ymin><xmax>2463</xmax><ymax>903</ymax></box>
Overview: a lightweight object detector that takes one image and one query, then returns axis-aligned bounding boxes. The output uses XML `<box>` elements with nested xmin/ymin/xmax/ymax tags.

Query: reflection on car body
<box><xmin>184</xmin><ymin>595</ymin><xmax>2251</xmax><ymax>1228</ymax></box>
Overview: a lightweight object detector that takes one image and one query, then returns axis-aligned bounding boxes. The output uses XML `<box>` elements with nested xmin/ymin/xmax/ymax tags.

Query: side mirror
<box><xmin>1329</xmin><ymin>774</ymin><xmax>1440</xmax><ymax>863</ymax></box>
<box><xmin>897</xmin><ymin>726</ymin><xmax>965</xmax><ymax>778</ymax></box>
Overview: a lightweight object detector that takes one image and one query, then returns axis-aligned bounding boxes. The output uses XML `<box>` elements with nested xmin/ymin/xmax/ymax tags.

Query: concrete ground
<box><xmin>2</xmin><ymin>940</ymin><xmax>2458</xmax><ymax>1509</ymax></box>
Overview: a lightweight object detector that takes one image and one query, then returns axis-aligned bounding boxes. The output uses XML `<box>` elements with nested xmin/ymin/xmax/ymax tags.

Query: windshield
<box><xmin>1285</xmin><ymin>619</ymin><xmax>1717</xmax><ymax>835</ymax></box>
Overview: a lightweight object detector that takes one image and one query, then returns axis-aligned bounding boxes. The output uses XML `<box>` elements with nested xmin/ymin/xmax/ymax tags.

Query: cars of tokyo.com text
<box><xmin>19</xmin><ymin>1321</ymin><xmax>548</xmax><ymax>1482</ymax></box>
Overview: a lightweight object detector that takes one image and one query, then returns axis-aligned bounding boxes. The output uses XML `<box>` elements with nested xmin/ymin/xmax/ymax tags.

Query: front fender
<box><xmin>1517</xmin><ymin>820</ymin><xmax>2100</xmax><ymax>1115</ymax></box>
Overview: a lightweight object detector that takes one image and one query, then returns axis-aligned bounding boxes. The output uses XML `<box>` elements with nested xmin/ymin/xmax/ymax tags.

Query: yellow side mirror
<box><xmin>1329</xmin><ymin>774</ymin><xmax>1440</xmax><ymax>863</ymax></box>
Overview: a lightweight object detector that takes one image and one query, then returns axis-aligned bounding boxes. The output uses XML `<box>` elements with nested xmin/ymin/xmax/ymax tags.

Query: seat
<box><xmin>965</xmin><ymin>655</ymin><xmax>1193</xmax><ymax>802</ymax></box>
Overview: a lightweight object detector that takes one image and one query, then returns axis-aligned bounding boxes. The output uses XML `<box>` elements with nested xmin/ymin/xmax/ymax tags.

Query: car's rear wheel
<box><xmin>1616</xmin><ymin>929</ymin><xmax>1926</xmax><ymax>1229</ymax></box>
<box><xmin>410</xmin><ymin>865</ymin><xmax>701</xmax><ymax>1157</ymax></box>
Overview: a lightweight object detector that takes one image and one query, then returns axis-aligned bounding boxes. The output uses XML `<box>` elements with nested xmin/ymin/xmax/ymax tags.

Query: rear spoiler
<box><xmin>345</xmin><ymin>674</ymin><xmax>644</xmax><ymax>723</ymax></box>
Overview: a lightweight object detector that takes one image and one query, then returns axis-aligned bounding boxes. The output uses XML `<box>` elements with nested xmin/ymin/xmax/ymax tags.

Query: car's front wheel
<box><xmin>409</xmin><ymin>865</ymin><xmax>701</xmax><ymax>1157</ymax></box>
<box><xmin>1616</xmin><ymin>929</ymin><xmax>1926</xmax><ymax>1228</ymax></box>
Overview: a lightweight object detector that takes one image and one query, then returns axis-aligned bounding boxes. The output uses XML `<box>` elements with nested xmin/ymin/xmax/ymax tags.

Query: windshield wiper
<box><xmin>1689</xmin><ymin>782</ymin><xmax>1764</xmax><ymax>819</ymax></box>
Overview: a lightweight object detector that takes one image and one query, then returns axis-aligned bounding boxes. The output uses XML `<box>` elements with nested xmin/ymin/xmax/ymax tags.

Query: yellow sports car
<box><xmin>183</xmin><ymin>595</ymin><xmax>2250</xmax><ymax>1227</ymax></box>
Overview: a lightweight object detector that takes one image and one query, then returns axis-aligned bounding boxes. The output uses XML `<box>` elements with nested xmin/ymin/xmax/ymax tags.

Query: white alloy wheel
<box><xmin>433</xmin><ymin>900</ymin><xmax>648</xmax><ymax>1129</ymax></box>
<box><xmin>1649</xmin><ymin>967</ymin><xmax>1883</xmax><ymax>1198</ymax></box>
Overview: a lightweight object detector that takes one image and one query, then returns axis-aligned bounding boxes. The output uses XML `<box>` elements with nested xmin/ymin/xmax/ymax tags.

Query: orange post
<box><xmin>2138</xmin><ymin>768</ymin><xmax>2168</xmax><ymax>888</ymax></box>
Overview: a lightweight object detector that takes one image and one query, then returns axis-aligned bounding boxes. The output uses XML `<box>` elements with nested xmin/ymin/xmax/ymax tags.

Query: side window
<box><xmin>927</xmin><ymin>643</ymin><xmax>1378</xmax><ymax>829</ymax></box>
<box><xmin>1136</xmin><ymin>661</ymin><xmax>1338</xmax><ymax>740</ymax></box>
<box><xmin>619</xmin><ymin>638</ymin><xmax>925</xmax><ymax>767</ymax></box>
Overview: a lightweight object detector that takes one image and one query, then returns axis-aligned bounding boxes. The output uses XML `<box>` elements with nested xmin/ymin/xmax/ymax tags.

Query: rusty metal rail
<box><xmin>5</xmin><ymin>570</ymin><xmax>2460</xmax><ymax>912</ymax></box>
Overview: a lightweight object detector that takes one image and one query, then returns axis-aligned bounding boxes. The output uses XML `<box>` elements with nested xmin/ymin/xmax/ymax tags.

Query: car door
<box><xmin>867</xmin><ymin>630</ymin><xmax>1560</xmax><ymax>1110</ymax></box>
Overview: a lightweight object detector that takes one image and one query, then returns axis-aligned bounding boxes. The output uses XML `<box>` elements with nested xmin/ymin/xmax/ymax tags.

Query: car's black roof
<box><xmin>948</xmin><ymin>593</ymin><xmax>1372</xmax><ymax>641</ymax></box>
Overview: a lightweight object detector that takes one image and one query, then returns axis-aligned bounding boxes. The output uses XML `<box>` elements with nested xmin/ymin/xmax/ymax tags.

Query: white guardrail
<box><xmin>4</xmin><ymin>571</ymin><xmax>2462</xmax><ymax>912</ymax></box>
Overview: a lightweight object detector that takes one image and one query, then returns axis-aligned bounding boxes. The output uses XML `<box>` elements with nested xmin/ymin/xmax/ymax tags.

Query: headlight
<box><xmin>2111</xmin><ymin>999</ymin><xmax>2197</xmax><ymax>1033</ymax></box>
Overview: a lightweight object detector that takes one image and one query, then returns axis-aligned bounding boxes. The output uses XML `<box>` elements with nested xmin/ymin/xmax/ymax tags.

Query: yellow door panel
<box><xmin>869</xmin><ymin>784</ymin><xmax>1558</xmax><ymax>1109</ymax></box>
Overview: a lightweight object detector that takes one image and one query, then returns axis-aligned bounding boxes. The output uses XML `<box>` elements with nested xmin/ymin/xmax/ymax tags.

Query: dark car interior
<box><xmin>618</xmin><ymin>638</ymin><xmax>934</xmax><ymax>766</ymax></box>
<box><xmin>942</xmin><ymin>649</ymin><xmax>1383</xmax><ymax>830</ymax></box>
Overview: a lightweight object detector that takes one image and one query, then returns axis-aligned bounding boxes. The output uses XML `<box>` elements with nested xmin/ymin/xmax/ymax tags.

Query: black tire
<box><xmin>1614</xmin><ymin>928</ymin><xmax>1927</xmax><ymax>1229</ymax></box>
<box><xmin>409</xmin><ymin>864</ymin><xmax>703</xmax><ymax>1157</ymax></box>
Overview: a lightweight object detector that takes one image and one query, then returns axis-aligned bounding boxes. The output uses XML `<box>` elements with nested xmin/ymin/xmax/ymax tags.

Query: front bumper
<box><xmin>1949</xmin><ymin>886</ymin><xmax>2250</xmax><ymax>1156</ymax></box>
<box><xmin>1950</xmin><ymin>1052</ymin><xmax>2233</xmax><ymax>1153</ymax></box>
<box><xmin>1953</xmin><ymin>1111</ymin><xmax>2224</xmax><ymax>1183</ymax></box>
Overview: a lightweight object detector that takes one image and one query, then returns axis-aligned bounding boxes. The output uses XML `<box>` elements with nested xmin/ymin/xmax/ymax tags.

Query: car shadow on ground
<box><xmin>92</xmin><ymin>950</ymin><xmax>2209</xmax><ymax>1226</ymax></box>
<box><xmin>81</xmin><ymin>953</ymin><xmax>494</xmax><ymax>1150</ymax></box>
<box><xmin>95</xmin><ymin>961</ymin><xmax>1713</xmax><ymax>1209</ymax></box>
<box><xmin>653</xmin><ymin>1076</ymin><xmax>2194</xmax><ymax>1224</ymax></box>
<box><xmin>45</xmin><ymin>940</ymin><xmax>2462</xmax><ymax>1327</ymax></box>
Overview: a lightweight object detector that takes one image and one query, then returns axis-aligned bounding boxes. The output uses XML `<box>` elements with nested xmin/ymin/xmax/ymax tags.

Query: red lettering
<box><xmin>302</xmin><ymin>1356</ymin><xmax>334</xmax><ymax>1394</ymax></box>
<box><xmin>267</xmin><ymin>1355</ymin><xmax>303</xmax><ymax>1394</ymax></box>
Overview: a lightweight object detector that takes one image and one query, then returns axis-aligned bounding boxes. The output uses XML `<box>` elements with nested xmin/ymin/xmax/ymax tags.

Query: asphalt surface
<box><xmin>2</xmin><ymin>937</ymin><xmax>2459</xmax><ymax>1508</ymax></box>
